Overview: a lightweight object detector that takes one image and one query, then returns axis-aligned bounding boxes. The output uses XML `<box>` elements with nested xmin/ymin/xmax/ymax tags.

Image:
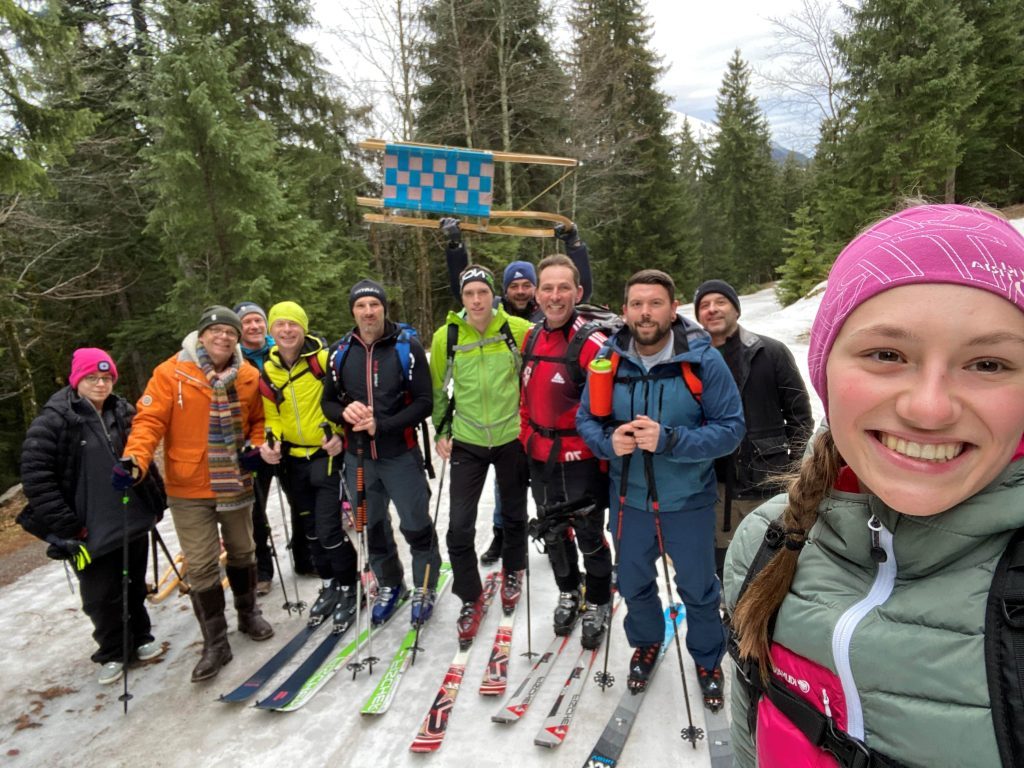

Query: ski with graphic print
<box><xmin>360</xmin><ymin>563</ymin><xmax>453</xmax><ymax>716</ymax></box>
<box><xmin>581</xmin><ymin>604</ymin><xmax>684</xmax><ymax>767</ymax></box>
<box><xmin>409</xmin><ymin>571</ymin><xmax>500</xmax><ymax>753</ymax></box>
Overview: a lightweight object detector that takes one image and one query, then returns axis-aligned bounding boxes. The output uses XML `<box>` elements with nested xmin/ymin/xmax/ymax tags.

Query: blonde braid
<box><xmin>731</xmin><ymin>430</ymin><xmax>843</xmax><ymax>675</ymax></box>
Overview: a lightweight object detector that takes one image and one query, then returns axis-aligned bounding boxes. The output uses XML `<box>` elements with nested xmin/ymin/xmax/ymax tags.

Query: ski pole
<box><xmin>267</xmin><ymin>430</ymin><xmax>305</xmax><ymax>615</ymax></box>
<box><xmin>643</xmin><ymin>450</ymin><xmax>702</xmax><ymax>748</ymax></box>
<box><xmin>520</xmin><ymin>562</ymin><xmax>536</xmax><ymax>659</ymax></box>
<box><xmin>347</xmin><ymin>432</ymin><xmax>375</xmax><ymax>676</ymax></box>
<box><xmin>118</xmin><ymin>489</ymin><xmax>133</xmax><ymax>714</ymax></box>
<box><xmin>595</xmin><ymin>451</ymin><xmax>629</xmax><ymax>691</ymax></box>
<box><xmin>252</xmin><ymin>466</ymin><xmax>294</xmax><ymax>610</ymax></box>
<box><xmin>411</xmin><ymin>456</ymin><xmax>446</xmax><ymax>665</ymax></box>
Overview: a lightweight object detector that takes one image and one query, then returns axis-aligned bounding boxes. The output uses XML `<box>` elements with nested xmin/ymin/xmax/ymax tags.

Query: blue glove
<box><xmin>553</xmin><ymin>222</ymin><xmax>579</xmax><ymax>246</ymax></box>
<box><xmin>238</xmin><ymin>447</ymin><xmax>262</xmax><ymax>472</ymax></box>
<box><xmin>440</xmin><ymin>217</ymin><xmax>462</xmax><ymax>244</ymax></box>
<box><xmin>111</xmin><ymin>458</ymin><xmax>138</xmax><ymax>490</ymax></box>
<box><xmin>46</xmin><ymin>537</ymin><xmax>92</xmax><ymax>571</ymax></box>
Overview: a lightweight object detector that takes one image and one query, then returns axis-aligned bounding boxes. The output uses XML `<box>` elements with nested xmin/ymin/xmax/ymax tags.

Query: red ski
<box><xmin>409</xmin><ymin>571</ymin><xmax>500</xmax><ymax>753</ymax></box>
<box><xmin>479</xmin><ymin>569</ymin><xmax>524</xmax><ymax>696</ymax></box>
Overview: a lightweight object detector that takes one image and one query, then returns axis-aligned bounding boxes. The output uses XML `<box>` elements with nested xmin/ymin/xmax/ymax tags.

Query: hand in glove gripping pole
<box><xmin>46</xmin><ymin>536</ymin><xmax>92</xmax><ymax>570</ymax></box>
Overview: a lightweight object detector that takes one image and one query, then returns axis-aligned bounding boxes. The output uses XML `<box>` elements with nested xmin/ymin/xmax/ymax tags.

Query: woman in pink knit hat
<box><xmin>20</xmin><ymin>348</ymin><xmax>166</xmax><ymax>686</ymax></box>
<box><xmin>725</xmin><ymin>204</ymin><xmax>1024</xmax><ymax>768</ymax></box>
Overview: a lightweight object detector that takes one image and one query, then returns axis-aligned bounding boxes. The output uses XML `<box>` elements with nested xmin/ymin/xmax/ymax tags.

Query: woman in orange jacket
<box><xmin>119</xmin><ymin>306</ymin><xmax>273</xmax><ymax>682</ymax></box>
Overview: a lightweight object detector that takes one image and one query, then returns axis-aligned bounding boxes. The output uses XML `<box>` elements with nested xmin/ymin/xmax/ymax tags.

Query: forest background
<box><xmin>2</xmin><ymin>0</ymin><xmax>1023</xmax><ymax>489</ymax></box>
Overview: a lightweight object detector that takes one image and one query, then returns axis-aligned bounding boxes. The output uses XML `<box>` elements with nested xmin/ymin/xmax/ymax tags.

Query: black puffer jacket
<box><xmin>716</xmin><ymin>326</ymin><xmax>814</xmax><ymax>500</ymax></box>
<box><xmin>20</xmin><ymin>387</ymin><xmax>160</xmax><ymax>557</ymax></box>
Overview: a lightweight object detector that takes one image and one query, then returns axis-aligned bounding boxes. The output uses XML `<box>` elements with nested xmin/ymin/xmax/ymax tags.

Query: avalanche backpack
<box><xmin>328</xmin><ymin>323</ymin><xmax>435</xmax><ymax>478</ymax></box>
<box><xmin>729</xmin><ymin>520</ymin><xmax>1024</xmax><ymax>768</ymax></box>
<box><xmin>521</xmin><ymin>303</ymin><xmax>624</xmax><ymax>390</ymax></box>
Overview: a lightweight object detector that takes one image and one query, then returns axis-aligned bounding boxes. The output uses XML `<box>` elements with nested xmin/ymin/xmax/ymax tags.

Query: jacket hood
<box><xmin>178</xmin><ymin>329</ymin><xmax>245</xmax><ymax>369</ymax></box>
<box><xmin>609</xmin><ymin>313</ymin><xmax>711</xmax><ymax>365</ymax></box>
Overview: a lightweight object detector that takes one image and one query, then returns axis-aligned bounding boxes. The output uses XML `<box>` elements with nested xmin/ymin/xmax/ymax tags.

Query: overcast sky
<box><xmin>310</xmin><ymin>0</ymin><xmax>827</xmax><ymax>154</ymax></box>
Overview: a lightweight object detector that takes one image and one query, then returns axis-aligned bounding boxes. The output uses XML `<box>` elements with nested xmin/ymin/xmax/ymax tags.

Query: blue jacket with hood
<box><xmin>576</xmin><ymin>316</ymin><xmax>745</xmax><ymax>513</ymax></box>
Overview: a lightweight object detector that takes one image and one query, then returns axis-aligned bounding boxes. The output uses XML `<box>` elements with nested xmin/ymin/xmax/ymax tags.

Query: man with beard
<box><xmin>576</xmin><ymin>270</ymin><xmax>743</xmax><ymax>710</ymax></box>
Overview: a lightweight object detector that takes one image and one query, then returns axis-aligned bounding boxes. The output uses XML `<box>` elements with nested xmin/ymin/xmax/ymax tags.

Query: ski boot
<box><xmin>332</xmin><ymin>584</ymin><xmax>358</xmax><ymax>630</ymax></box>
<box><xmin>308</xmin><ymin>579</ymin><xmax>342</xmax><ymax>625</ymax></box>
<box><xmin>553</xmin><ymin>588</ymin><xmax>582</xmax><ymax>636</ymax></box>
<box><xmin>697</xmin><ymin>664</ymin><xmax>724</xmax><ymax>712</ymax></box>
<box><xmin>372</xmin><ymin>583</ymin><xmax>407</xmax><ymax>626</ymax></box>
<box><xmin>500</xmin><ymin>569</ymin><xmax>522</xmax><ymax>614</ymax></box>
<box><xmin>98</xmin><ymin>661</ymin><xmax>123</xmax><ymax>685</ymax></box>
<box><xmin>456</xmin><ymin>593</ymin><xmax>488</xmax><ymax>646</ymax></box>
<box><xmin>627</xmin><ymin>642</ymin><xmax>662</xmax><ymax>694</ymax></box>
<box><xmin>580</xmin><ymin>601</ymin><xmax>611</xmax><ymax>649</ymax></box>
<box><xmin>480</xmin><ymin>526</ymin><xmax>503</xmax><ymax>566</ymax></box>
<box><xmin>410</xmin><ymin>587</ymin><xmax>437</xmax><ymax>626</ymax></box>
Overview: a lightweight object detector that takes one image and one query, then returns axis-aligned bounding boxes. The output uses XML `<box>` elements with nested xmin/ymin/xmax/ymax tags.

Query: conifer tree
<box><xmin>704</xmin><ymin>50</ymin><xmax>782</xmax><ymax>288</ymax></box>
<box><xmin>834</xmin><ymin>0</ymin><xmax>980</xmax><ymax>212</ymax></box>
<box><xmin>776</xmin><ymin>204</ymin><xmax>828</xmax><ymax>306</ymax></box>
<box><xmin>143</xmin><ymin>0</ymin><xmax>337</xmax><ymax>335</ymax></box>
<box><xmin>566</xmin><ymin>0</ymin><xmax>683</xmax><ymax>301</ymax></box>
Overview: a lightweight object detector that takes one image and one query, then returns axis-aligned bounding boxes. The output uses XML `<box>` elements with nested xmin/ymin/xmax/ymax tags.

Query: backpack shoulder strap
<box><xmin>985</xmin><ymin>525</ymin><xmax>1024</xmax><ymax>768</ymax></box>
<box><xmin>258</xmin><ymin>365</ymin><xmax>284</xmax><ymax>406</ymax></box>
<box><xmin>394</xmin><ymin>323</ymin><xmax>416</xmax><ymax>382</ymax></box>
<box><xmin>681</xmin><ymin>361</ymin><xmax>703</xmax><ymax>404</ymax></box>
<box><xmin>329</xmin><ymin>332</ymin><xmax>354</xmax><ymax>386</ymax></box>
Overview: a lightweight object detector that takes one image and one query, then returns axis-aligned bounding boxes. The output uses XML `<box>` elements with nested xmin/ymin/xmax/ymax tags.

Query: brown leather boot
<box><xmin>226</xmin><ymin>564</ymin><xmax>274</xmax><ymax>641</ymax></box>
<box><xmin>189</xmin><ymin>586</ymin><xmax>233</xmax><ymax>682</ymax></box>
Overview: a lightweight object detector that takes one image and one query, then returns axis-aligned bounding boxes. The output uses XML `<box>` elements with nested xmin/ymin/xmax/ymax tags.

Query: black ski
<box><xmin>254</xmin><ymin>616</ymin><xmax>356</xmax><ymax>711</ymax></box>
<box><xmin>219</xmin><ymin>622</ymin><xmax>324</xmax><ymax>704</ymax></box>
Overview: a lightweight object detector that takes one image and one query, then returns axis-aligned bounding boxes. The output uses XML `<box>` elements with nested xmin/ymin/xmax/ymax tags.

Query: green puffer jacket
<box><xmin>724</xmin><ymin>459</ymin><xmax>1024</xmax><ymax>768</ymax></box>
<box><xmin>429</xmin><ymin>308</ymin><xmax>531</xmax><ymax>448</ymax></box>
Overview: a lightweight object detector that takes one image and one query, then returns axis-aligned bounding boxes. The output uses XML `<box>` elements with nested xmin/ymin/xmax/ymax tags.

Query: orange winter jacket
<box><xmin>125</xmin><ymin>332</ymin><xmax>265</xmax><ymax>499</ymax></box>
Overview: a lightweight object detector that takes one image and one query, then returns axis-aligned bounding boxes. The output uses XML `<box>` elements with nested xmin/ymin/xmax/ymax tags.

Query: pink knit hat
<box><xmin>808</xmin><ymin>204</ymin><xmax>1024</xmax><ymax>416</ymax></box>
<box><xmin>70</xmin><ymin>348</ymin><xmax>118</xmax><ymax>389</ymax></box>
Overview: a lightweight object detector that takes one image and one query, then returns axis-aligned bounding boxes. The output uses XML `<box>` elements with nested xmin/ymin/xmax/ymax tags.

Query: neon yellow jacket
<box><xmin>261</xmin><ymin>336</ymin><xmax>339</xmax><ymax>458</ymax></box>
<box><xmin>430</xmin><ymin>308</ymin><xmax>531</xmax><ymax>448</ymax></box>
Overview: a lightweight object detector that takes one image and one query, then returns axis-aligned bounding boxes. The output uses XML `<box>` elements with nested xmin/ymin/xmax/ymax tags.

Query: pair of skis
<box><xmin>409</xmin><ymin>569</ymin><xmax>514</xmax><ymax>752</ymax></box>
<box><xmin>220</xmin><ymin>564</ymin><xmax>452</xmax><ymax>712</ymax></box>
<box><xmin>491</xmin><ymin>599</ymin><xmax>621</xmax><ymax>749</ymax></box>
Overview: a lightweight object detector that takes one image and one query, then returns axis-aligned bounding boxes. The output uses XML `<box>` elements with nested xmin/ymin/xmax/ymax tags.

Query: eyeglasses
<box><xmin>82</xmin><ymin>375</ymin><xmax>114</xmax><ymax>385</ymax></box>
<box><xmin>205</xmin><ymin>326</ymin><xmax>240</xmax><ymax>339</ymax></box>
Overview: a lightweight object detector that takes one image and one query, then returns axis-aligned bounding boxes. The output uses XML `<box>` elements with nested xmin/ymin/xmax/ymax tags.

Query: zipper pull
<box><xmin>868</xmin><ymin>515</ymin><xmax>887</xmax><ymax>563</ymax></box>
<box><xmin>822</xmin><ymin>688</ymin><xmax>832</xmax><ymax>719</ymax></box>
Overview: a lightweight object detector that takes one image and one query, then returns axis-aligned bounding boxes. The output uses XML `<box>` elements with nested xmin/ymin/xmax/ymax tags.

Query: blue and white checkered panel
<box><xmin>383</xmin><ymin>144</ymin><xmax>494</xmax><ymax>217</ymax></box>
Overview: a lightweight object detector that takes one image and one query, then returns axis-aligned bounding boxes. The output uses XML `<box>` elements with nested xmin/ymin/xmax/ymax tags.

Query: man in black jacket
<box><xmin>321</xmin><ymin>280</ymin><xmax>441</xmax><ymax>626</ymax></box>
<box><xmin>693</xmin><ymin>280</ymin><xmax>814</xmax><ymax>577</ymax></box>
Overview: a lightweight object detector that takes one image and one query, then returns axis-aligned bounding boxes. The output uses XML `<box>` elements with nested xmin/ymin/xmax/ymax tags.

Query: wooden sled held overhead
<box><xmin>357</xmin><ymin>139</ymin><xmax>577</xmax><ymax>238</ymax></box>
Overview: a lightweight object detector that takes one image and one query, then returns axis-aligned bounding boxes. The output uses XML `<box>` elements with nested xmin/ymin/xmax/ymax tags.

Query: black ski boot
<box><xmin>697</xmin><ymin>664</ymin><xmax>724</xmax><ymax>712</ymax></box>
<box><xmin>332</xmin><ymin>584</ymin><xmax>358</xmax><ymax>630</ymax></box>
<box><xmin>627</xmin><ymin>642</ymin><xmax>661</xmax><ymax>694</ymax></box>
<box><xmin>480</xmin><ymin>526</ymin><xmax>503</xmax><ymax>566</ymax></box>
<box><xmin>553</xmin><ymin>588</ymin><xmax>582</xmax><ymax>636</ymax></box>
<box><xmin>580</xmin><ymin>601</ymin><xmax>612</xmax><ymax>649</ymax></box>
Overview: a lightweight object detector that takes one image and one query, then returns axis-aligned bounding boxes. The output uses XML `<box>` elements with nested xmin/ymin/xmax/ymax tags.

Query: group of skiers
<box><xmin>18</xmin><ymin>201</ymin><xmax>1024</xmax><ymax>768</ymax></box>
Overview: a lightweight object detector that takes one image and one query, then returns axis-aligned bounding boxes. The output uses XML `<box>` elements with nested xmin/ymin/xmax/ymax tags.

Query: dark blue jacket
<box><xmin>576</xmin><ymin>317</ymin><xmax>745</xmax><ymax>513</ymax></box>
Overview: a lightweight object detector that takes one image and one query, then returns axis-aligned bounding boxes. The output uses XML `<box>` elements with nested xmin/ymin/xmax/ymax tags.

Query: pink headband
<box><xmin>808</xmin><ymin>204</ymin><xmax>1024</xmax><ymax>415</ymax></box>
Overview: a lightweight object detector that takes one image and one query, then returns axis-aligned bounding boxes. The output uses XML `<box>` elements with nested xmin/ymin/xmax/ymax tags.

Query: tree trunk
<box><xmin>3</xmin><ymin>318</ymin><xmax>38</xmax><ymax>431</ymax></box>
<box><xmin>448</xmin><ymin>0</ymin><xmax>475</xmax><ymax>147</ymax></box>
<box><xmin>944</xmin><ymin>165</ymin><xmax>956</xmax><ymax>203</ymax></box>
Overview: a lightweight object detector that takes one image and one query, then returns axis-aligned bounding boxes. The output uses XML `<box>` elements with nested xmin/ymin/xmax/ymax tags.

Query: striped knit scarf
<box><xmin>197</xmin><ymin>344</ymin><xmax>253</xmax><ymax>512</ymax></box>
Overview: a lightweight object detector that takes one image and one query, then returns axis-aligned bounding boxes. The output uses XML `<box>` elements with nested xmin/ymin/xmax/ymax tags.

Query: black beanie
<box><xmin>349</xmin><ymin>279</ymin><xmax>388</xmax><ymax>314</ymax></box>
<box><xmin>693</xmin><ymin>280</ymin><xmax>741</xmax><ymax>316</ymax></box>
<box><xmin>198</xmin><ymin>305</ymin><xmax>242</xmax><ymax>335</ymax></box>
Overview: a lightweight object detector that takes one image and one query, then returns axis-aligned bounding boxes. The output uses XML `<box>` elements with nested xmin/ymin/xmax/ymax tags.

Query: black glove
<box><xmin>111</xmin><ymin>457</ymin><xmax>139</xmax><ymax>490</ymax></box>
<box><xmin>238</xmin><ymin>446</ymin><xmax>262</xmax><ymax>472</ymax></box>
<box><xmin>46</xmin><ymin>537</ymin><xmax>92</xmax><ymax>571</ymax></box>
<box><xmin>553</xmin><ymin>221</ymin><xmax>578</xmax><ymax>246</ymax></box>
<box><xmin>440</xmin><ymin>217</ymin><xmax>462</xmax><ymax>245</ymax></box>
